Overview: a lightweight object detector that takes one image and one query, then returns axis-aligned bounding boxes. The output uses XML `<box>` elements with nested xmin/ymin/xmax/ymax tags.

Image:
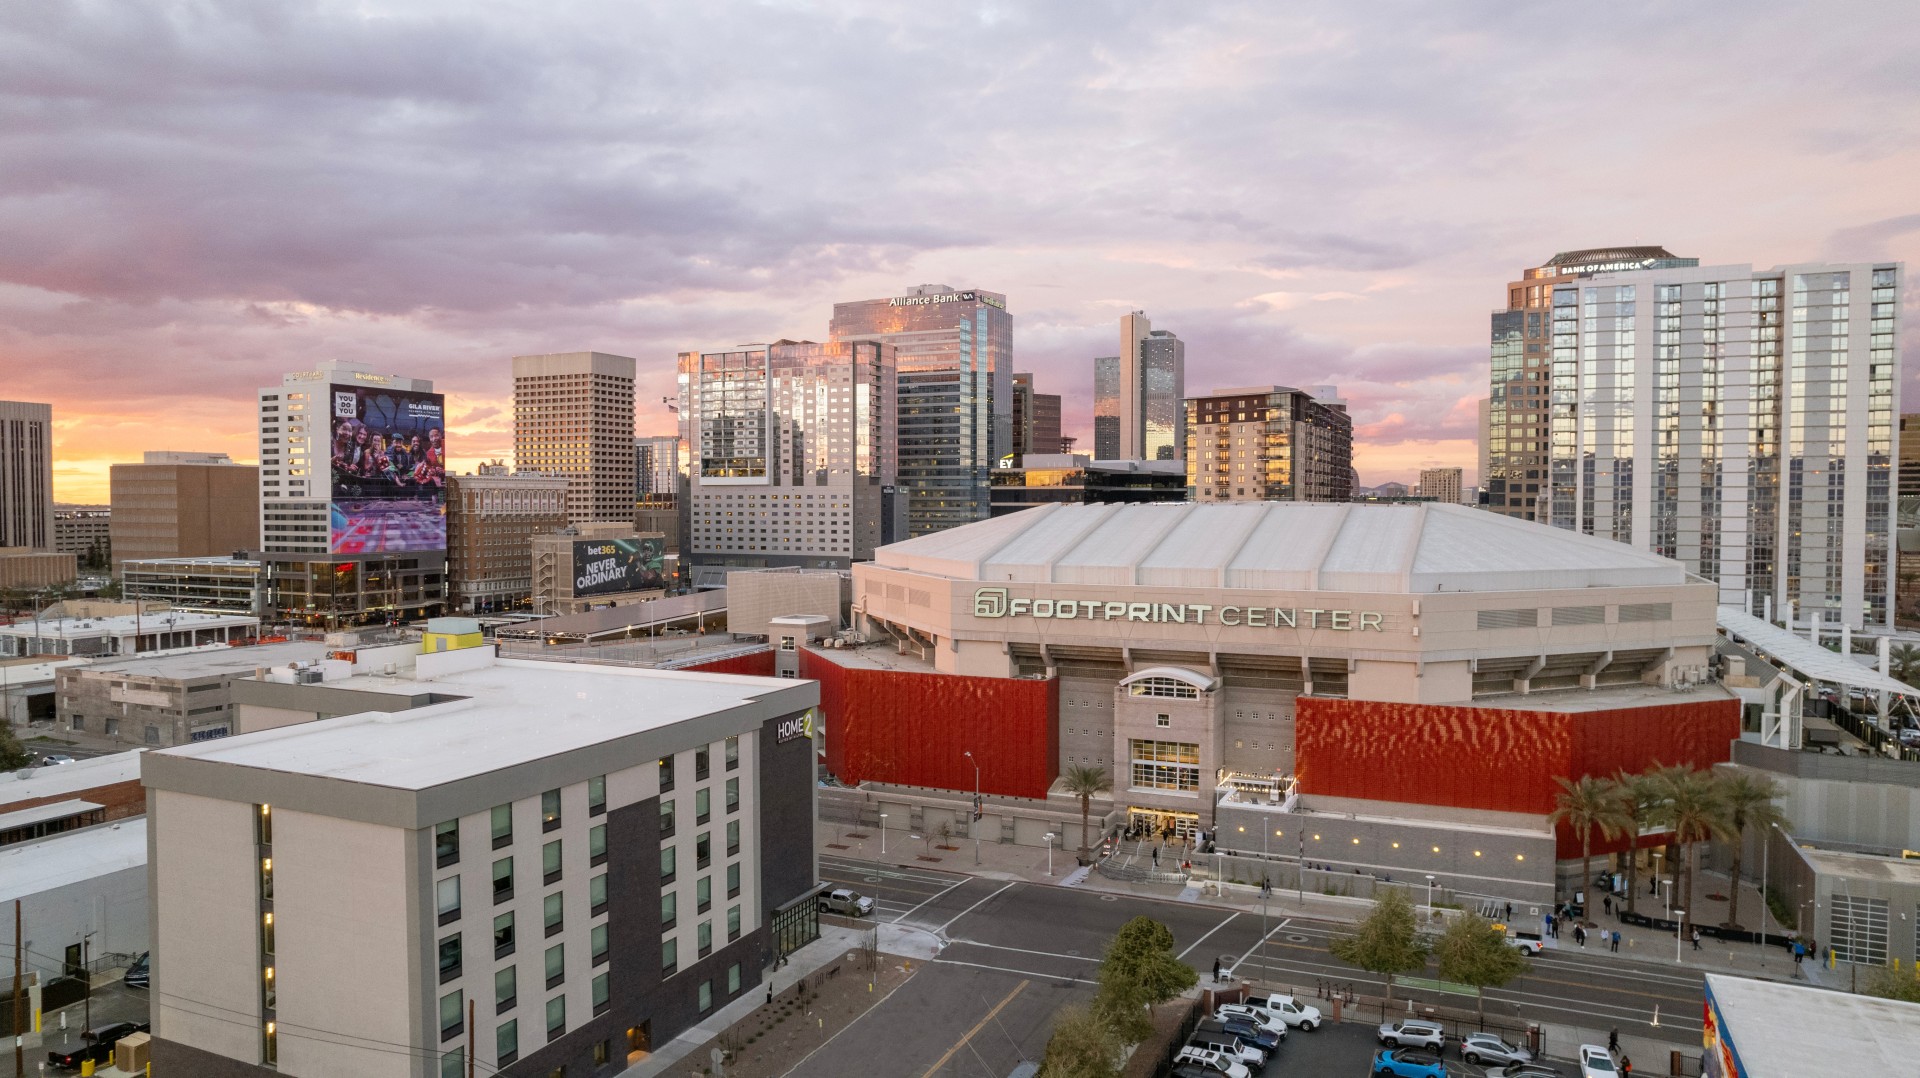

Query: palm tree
<box><xmin>1653</xmin><ymin>766</ymin><xmax>1732</xmax><ymax>933</ymax></box>
<box><xmin>1716</xmin><ymin>770</ymin><xmax>1788</xmax><ymax>930</ymax></box>
<box><xmin>1612</xmin><ymin>769</ymin><xmax>1666</xmax><ymax>917</ymax></box>
<box><xmin>1548</xmin><ymin>775</ymin><xmax>1630</xmax><ymax>918</ymax></box>
<box><xmin>1890</xmin><ymin>643</ymin><xmax>1920</xmax><ymax>686</ymax></box>
<box><xmin>1063</xmin><ymin>765</ymin><xmax>1112</xmax><ymax>861</ymax></box>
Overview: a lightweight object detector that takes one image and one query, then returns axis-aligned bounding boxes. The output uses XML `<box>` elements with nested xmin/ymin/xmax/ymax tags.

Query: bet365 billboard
<box><xmin>572</xmin><ymin>537</ymin><xmax>666</xmax><ymax>598</ymax></box>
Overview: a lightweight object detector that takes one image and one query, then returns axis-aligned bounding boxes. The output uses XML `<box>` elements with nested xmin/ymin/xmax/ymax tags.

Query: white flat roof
<box><xmin>0</xmin><ymin>751</ymin><xmax>143</xmax><ymax>805</ymax></box>
<box><xmin>0</xmin><ymin>611</ymin><xmax>258</xmax><ymax>639</ymax></box>
<box><xmin>0</xmin><ymin>657</ymin><xmax>90</xmax><ymax>686</ymax></box>
<box><xmin>876</xmin><ymin>503</ymin><xmax>1689</xmax><ymax>593</ymax></box>
<box><xmin>1717</xmin><ymin>607</ymin><xmax>1920</xmax><ymax>697</ymax></box>
<box><xmin>71</xmin><ymin>641</ymin><xmax>335</xmax><ymax>680</ymax></box>
<box><xmin>1706</xmin><ymin>972</ymin><xmax>1920</xmax><ymax>1077</ymax></box>
<box><xmin>153</xmin><ymin>657</ymin><xmax>815</xmax><ymax>791</ymax></box>
<box><xmin>0</xmin><ymin>799</ymin><xmax>103</xmax><ymax>831</ymax></box>
<box><xmin>0</xmin><ymin>817</ymin><xmax>147</xmax><ymax>903</ymax></box>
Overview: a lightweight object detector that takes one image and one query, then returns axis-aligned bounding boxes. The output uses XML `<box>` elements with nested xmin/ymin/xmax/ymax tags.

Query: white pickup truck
<box><xmin>1505</xmin><ymin>929</ymin><xmax>1545</xmax><ymax>956</ymax></box>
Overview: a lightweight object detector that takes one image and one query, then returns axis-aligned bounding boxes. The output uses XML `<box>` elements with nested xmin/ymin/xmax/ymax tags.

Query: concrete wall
<box><xmin>1728</xmin><ymin>743</ymin><xmax>1920</xmax><ymax>852</ymax></box>
<box><xmin>151</xmin><ymin>790</ymin><xmax>263</xmax><ymax>1066</ymax></box>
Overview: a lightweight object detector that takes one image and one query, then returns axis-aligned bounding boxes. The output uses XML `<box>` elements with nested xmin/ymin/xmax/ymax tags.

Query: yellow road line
<box><xmin>921</xmin><ymin>979</ymin><xmax>1029</xmax><ymax>1077</ymax></box>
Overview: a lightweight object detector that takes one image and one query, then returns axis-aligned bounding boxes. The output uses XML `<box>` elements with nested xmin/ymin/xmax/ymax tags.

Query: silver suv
<box><xmin>1378</xmin><ymin>1018</ymin><xmax>1446</xmax><ymax>1050</ymax></box>
<box><xmin>816</xmin><ymin>887</ymin><xmax>875</xmax><ymax>916</ymax></box>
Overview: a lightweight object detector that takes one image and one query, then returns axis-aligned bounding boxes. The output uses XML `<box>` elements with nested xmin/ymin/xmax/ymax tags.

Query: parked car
<box><xmin>1173</xmin><ymin>1046</ymin><xmax>1250</xmax><ymax>1078</ymax></box>
<box><xmin>816</xmin><ymin>887</ymin><xmax>875</xmax><ymax>916</ymax></box>
<box><xmin>1242</xmin><ymin>993</ymin><xmax>1322</xmax><ymax>1030</ymax></box>
<box><xmin>1461</xmin><ymin>1032</ymin><xmax>1532</xmax><ymax>1067</ymax></box>
<box><xmin>1378</xmin><ymin>1018</ymin><xmax>1446</xmax><ymax>1051</ymax></box>
<box><xmin>35</xmin><ymin>754</ymin><xmax>76</xmax><ymax>767</ymax></box>
<box><xmin>123</xmin><ymin>951</ymin><xmax>150</xmax><ymax>990</ymax></box>
<box><xmin>1187</xmin><ymin>1027</ymin><xmax>1266</xmax><ymax>1072</ymax></box>
<box><xmin>48</xmin><ymin>1021</ymin><xmax>149</xmax><ymax>1071</ymax></box>
<box><xmin>1214</xmin><ymin>1004</ymin><xmax>1287</xmax><ymax>1040</ymax></box>
<box><xmin>1578</xmin><ymin>1044</ymin><xmax>1619</xmax><ymax>1078</ymax></box>
<box><xmin>1372</xmin><ymin>1047</ymin><xmax>1448</xmax><ymax>1078</ymax></box>
<box><xmin>1213</xmin><ymin>1015</ymin><xmax>1283</xmax><ymax>1054</ymax></box>
<box><xmin>1489</xmin><ymin>1065</ymin><xmax>1564</xmax><ymax>1078</ymax></box>
<box><xmin>1505</xmin><ymin>930</ymin><xmax>1545</xmax><ymax>956</ymax></box>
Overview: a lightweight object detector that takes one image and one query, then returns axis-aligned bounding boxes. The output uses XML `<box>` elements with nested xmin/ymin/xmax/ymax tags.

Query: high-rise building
<box><xmin>0</xmin><ymin>400</ymin><xmax>54</xmax><ymax>550</ymax></box>
<box><xmin>1536</xmin><ymin>260</ymin><xmax>1903</xmax><ymax>628</ymax></box>
<box><xmin>1900</xmin><ymin>414</ymin><xmax>1920</xmax><ymax>500</ymax></box>
<box><xmin>679</xmin><ymin>340</ymin><xmax>898</xmax><ymax>583</ymax></box>
<box><xmin>1419</xmin><ymin>467</ymin><xmax>1465</xmax><ymax>505</ymax></box>
<box><xmin>257</xmin><ymin>362</ymin><xmax>447</xmax><ymax>623</ymax></box>
<box><xmin>1094</xmin><ymin>314</ymin><xmax>1186</xmax><ymax>463</ymax></box>
<box><xmin>110</xmin><ymin>451</ymin><xmax>259</xmax><ymax>572</ymax></box>
<box><xmin>829</xmin><ymin>285</ymin><xmax>1011</xmax><ymax>536</ymax></box>
<box><xmin>1486</xmin><ymin>247</ymin><xmax>1698</xmax><ymax>520</ymax></box>
<box><xmin>1185</xmin><ymin>386</ymin><xmax>1353</xmax><ymax>503</ymax></box>
<box><xmin>513</xmin><ymin>352</ymin><xmax>638</xmax><ymax>524</ymax></box>
<box><xmin>446</xmin><ymin>468</ymin><xmax>570</xmax><ymax>613</ymax></box>
<box><xmin>1009</xmin><ymin>373</ymin><xmax>1062</xmax><ymax>464</ymax></box>
<box><xmin>636</xmin><ymin>435</ymin><xmax>684</xmax><ymax>498</ymax></box>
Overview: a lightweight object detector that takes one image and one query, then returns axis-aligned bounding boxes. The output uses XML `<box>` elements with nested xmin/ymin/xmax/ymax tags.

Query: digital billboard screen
<box><xmin>573</xmin><ymin>537</ymin><xmax>666</xmax><ymax>598</ymax></box>
<box><xmin>328</xmin><ymin>385</ymin><xmax>447</xmax><ymax>554</ymax></box>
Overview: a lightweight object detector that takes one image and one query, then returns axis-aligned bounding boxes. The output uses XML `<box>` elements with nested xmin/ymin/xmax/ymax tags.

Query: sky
<box><xmin>3</xmin><ymin>1</ymin><xmax>1917</xmax><ymax>503</ymax></box>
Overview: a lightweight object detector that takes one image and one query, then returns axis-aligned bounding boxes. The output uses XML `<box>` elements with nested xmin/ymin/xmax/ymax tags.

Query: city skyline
<box><xmin>3</xmin><ymin>4</ymin><xmax>1917</xmax><ymax>502</ymax></box>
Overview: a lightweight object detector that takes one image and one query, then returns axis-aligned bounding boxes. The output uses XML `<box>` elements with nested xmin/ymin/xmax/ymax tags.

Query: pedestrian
<box><xmin>767</xmin><ymin>983</ymin><xmax>774</xmax><ymax>1005</ymax></box>
<box><xmin>1691</xmin><ymin>927</ymin><xmax>1702</xmax><ymax>951</ymax></box>
<box><xmin>1578</xmin><ymin>925</ymin><xmax>1588</xmax><ymax>948</ymax></box>
<box><xmin>1213</xmin><ymin>959</ymin><xmax>1222</xmax><ymax>982</ymax></box>
<box><xmin>1621</xmin><ymin>1056</ymin><xmax>1632</xmax><ymax>1077</ymax></box>
<box><xmin>1152</xmin><ymin>847</ymin><xmax>1160</xmax><ymax>866</ymax></box>
<box><xmin>1603</xmin><ymin>894</ymin><xmax>1613</xmax><ymax>916</ymax></box>
<box><xmin>1608</xmin><ymin>1028</ymin><xmax>1619</xmax><ymax>1054</ymax></box>
<box><xmin>1505</xmin><ymin>901</ymin><xmax>1513</xmax><ymax>922</ymax></box>
<box><xmin>1612</xmin><ymin>930</ymin><xmax>1622</xmax><ymax>953</ymax></box>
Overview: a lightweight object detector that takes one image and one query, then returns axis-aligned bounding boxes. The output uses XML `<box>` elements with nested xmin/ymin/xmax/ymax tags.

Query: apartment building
<box><xmin>1185</xmin><ymin>386</ymin><xmax>1353</xmax><ymax>503</ymax></box>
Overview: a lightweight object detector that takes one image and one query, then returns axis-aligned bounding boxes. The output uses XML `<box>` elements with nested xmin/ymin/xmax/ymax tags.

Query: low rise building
<box><xmin>143</xmin><ymin>648</ymin><xmax>819</xmax><ymax>1077</ymax></box>
<box><xmin>447</xmin><ymin>469</ymin><xmax>570</xmax><ymax>614</ymax></box>
<box><xmin>53</xmin><ymin>506</ymin><xmax>112</xmax><ymax>567</ymax></box>
<box><xmin>1</xmin><ymin>656</ymin><xmax>87</xmax><ymax>726</ymax></box>
<box><xmin>56</xmin><ymin>641</ymin><xmax>339</xmax><ymax>748</ymax></box>
<box><xmin>1703</xmin><ymin>972</ymin><xmax>1920</xmax><ymax>1078</ymax></box>
<box><xmin>0</xmin><ymin>610</ymin><xmax>259</xmax><ymax>659</ymax></box>
<box><xmin>121</xmin><ymin>555</ymin><xmax>267</xmax><ymax>616</ymax></box>
<box><xmin>1084</xmin><ymin>459</ymin><xmax>1188</xmax><ymax>504</ymax></box>
<box><xmin>532</xmin><ymin>524</ymin><xmax>669</xmax><ymax>616</ymax></box>
<box><xmin>0</xmin><ymin>548</ymin><xmax>77</xmax><ymax>591</ymax></box>
<box><xmin>990</xmin><ymin>454</ymin><xmax>1088</xmax><ymax>516</ymax></box>
<box><xmin>0</xmin><ymin>817</ymin><xmax>148</xmax><ymax>986</ymax></box>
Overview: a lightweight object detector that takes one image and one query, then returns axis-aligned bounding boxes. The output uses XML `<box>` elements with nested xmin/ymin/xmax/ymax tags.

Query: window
<box><xmin>697</xmin><ymin>876</ymin><xmax>711</xmax><ymax>913</ymax></box>
<box><xmin>588</xmin><ymin>775</ymin><xmax>606</xmax><ymax>817</ymax></box>
<box><xmin>494</xmin><ymin>911</ymin><xmax>515</xmax><ymax>959</ymax></box>
<box><xmin>696</xmin><ymin>788</ymin><xmax>711</xmax><ymax>824</ymax></box>
<box><xmin>661</xmin><ymin>844</ymin><xmax>677</xmax><ymax>883</ymax></box>
<box><xmin>592</xmin><ymin>923</ymin><xmax>609</xmax><ymax>965</ymax></box>
<box><xmin>592</xmin><ymin>971</ymin><xmax>610</xmax><ymax>1016</ymax></box>
<box><xmin>590</xmin><ymin>872</ymin><xmax>607</xmax><ymax>916</ymax></box>
<box><xmin>545</xmin><ymin>892</ymin><xmax>565</xmax><ymax>937</ymax></box>
<box><xmin>727</xmin><ymin>962</ymin><xmax>741</xmax><ymax>994</ymax></box>
<box><xmin>727</xmin><ymin>863</ymin><xmax>741</xmax><ymax>899</ymax></box>
<box><xmin>727</xmin><ymin>820</ymin><xmax>740</xmax><ymax>857</ymax></box>
<box><xmin>262</xmin><ymin>912</ymin><xmax>275</xmax><ymax>955</ymax></box>
<box><xmin>496</xmin><ymin>1019</ymin><xmax>518</xmax><ymax>1066</ymax></box>
<box><xmin>541</xmin><ymin>789</ymin><xmax>562</xmax><ymax>832</ymax></box>
<box><xmin>695</xmin><ymin>748</ymin><xmax>710</xmax><ymax>780</ymax></box>
<box><xmin>440</xmin><ymin>989</ymin><xmax>463</xmax><ymax>1041</ymax></box>
<box><xmin>260</xmin><ymin>855</ymin><xmax>274</xmax><ymax>901</ymax></box>
<box><xmin>438</xmin><ymin>933</ymin><xmax>461</xmax><ymax>983</ymax></box>
<box><xmin>495</xmin><ymin>964</ymin><xmax>516</xmax><ymax>1012</ymax></box>
<box><xmin>590</xmin><ymin>824</ymin><xmax>608</xmax><ymax>866</ymax></box>
<box><xmin>546</xmin><ymin>994</ymin><xmax>566</xmax><ymax>1041</ymax></box>
<box><xmin>725</xmin><ymin>735</ymin><xmax>739</xmax><ymax>770</ymax></box>
<box><xmin>493</xmin><ymin>857</ymin><xmax>514</xmax><ymax>903</ymax></box>
<box><xmin>659</xmin><ymin>756</ymin><xmax>676</xmax><ymax>792</ymax></box>
<box><xmin>492</xmin><ymin>804</ymin><xmax>513</xmax><ymax>849</ymax></box>
<box><xmin>593</xmin><ymin>1038</ymin><xmax>610</xmax><ymax>1065</ymax></box>
<box><xmin>662</xmin><ymin>937</ymin><xmax>678</xmax><ymax>975</ymax></box>
<box><xmin>1128</xmin><ymin>739</ymin><xmax>1201</xmax><ymax>792</ymax></box>
<box><xmin>435</xmin><ymin>820</ymin><xmax>460</xmax><ymax>867</ymax></box>
<box><xmin>441</xmin><ymin>1048</ymin><xmax>464</xmax><ymax>1078</ymax></box>
<box><xmin>1831</xmin><ymin>895</ymin><xmax>1890</xmax><ymax>965</ymax></box>
<box><xmin>698</xmin><ymin>979</ymin><xmax>713</xmax><ymax>1013</ymax></box>
<box><xmin>437</xmin><ymin>876</ymin><xmax>461</xmax><ymax>925</ymax></box>
<box><xmin>262</xmin><ymin>1020</ymin><xmax>276</xmax><ymax>1065</ymax></box>
<box><xmin>660</xmin><ymin>799</ymin><xmax>676</xmax><ymax>838</ymax></box>
<box><xmin>545</xmin><ymin>943</ymin><xmax>565</xmax><ymax>989</ymax></box>
<box><xmin>697</xmin><ymin>833</ymin><xmax>711</xmax><ymax>869</ymax></box>
<box><xmin>256</xmin><ymin>803</ymin><xmax>273</xmax><ymax>845</ymax></box>
<box><xmin>144</xmin><ymin>725</ymin><xmax>161</xmax><ymax>745</ymax></box>
<box><xmin>543</xmin><ymin>840</ymin><xmax>562</xmax><ymax>885</ymax></box>
<box><xmin>698</xmin><ymin>921</ymin><xmax>712</xmax><ymax>957</ymax></box>
<box><xmin>728</xmin><ymin>905</ymin><xmax>741</xmax><ymax>942</ymax></box>
<box><xmin>726</xmin><ymin>777</ymin><xmax>739</xmax><ymax>813</ymax></box>
<box><xmin>662</xmin><ymin>890</ymin><xmax>677</xmax><ymax>929</ymax></box>
<box><xmin>1128</xmin><ymin>676</ymin><xmax>1198</xmax><ymax>699</ymax></box>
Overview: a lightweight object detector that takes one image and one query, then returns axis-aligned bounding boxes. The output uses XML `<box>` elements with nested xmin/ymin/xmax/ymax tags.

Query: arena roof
<box><xmin>874</xmin><ymin>503</ymin><xmax>1691</xmax><ymax>594</ymax></box>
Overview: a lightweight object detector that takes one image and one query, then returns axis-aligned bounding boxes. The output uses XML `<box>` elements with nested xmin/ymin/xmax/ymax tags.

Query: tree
<box><xmin>1063</xmin><ymin>765</ymin><xmax>1111</xmax><ymax>860</ymax></box>
<box><xmin>1715</xmin><ymin>770</ymin><xmax>1787</xmax><ymax>930</ymax></box>
<box><xmin>1094</xmin><ymin>916</ymin><xmax>1196</xmax><ymax>1044</ymax></box>
<box><xmin>1548</xmin><ymin>774</ymin><xmax>1630</xmax><ymax>917</ymax></box>
<box><xmin>1653</xmin><ymin>766</ymin><xmax>1732</xmax><ymax>933</ymax></box>
<box><xmin>1433</xmin><ymin>912</ymin><xmax>1528</xmax><ymax>1026</ymax></box>
<box><xmin>0</xmin><ymin>725</ymin><xmax>32</xmax><ymax>771</ymax></box>
<box><xmin>1861</xmin><ymin>964</ymin><xmax>1920</xmax><ymax>1005</ymax></box>
<box><xmin>1037</xmin><ymin>1004</ymin><xmax>1122</xmax><ymax>1078</ymax></box>
<box><xmin>1891</xmin><ymin>643</ymin><xmax>1920</xmax><ymax>685</ymax></box>
<box><xmin>1614</xmin><ymin>769</ymin><xmax>1666</xmax><ymax>917</ymax></box>
<box><xmin>1328</xmin><ymin>888</ymin><xmax>1429</xmax><ymax>1003</ymax></box>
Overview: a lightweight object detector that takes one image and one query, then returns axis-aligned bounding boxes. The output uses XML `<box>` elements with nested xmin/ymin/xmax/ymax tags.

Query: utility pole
<box><xmin>14</xmin><ymin>900</ymin><xmax>23</xmax><ymax>1077</ymax></box>
<box><xmin>964</xmin><ymin>751</ymin><xmax>981</xmax><ymax>867</ymax></box>
<box><xmin>467</xmin><ymin>998</ymin><xmax>475</xmax><ymax>1078</ymax></box>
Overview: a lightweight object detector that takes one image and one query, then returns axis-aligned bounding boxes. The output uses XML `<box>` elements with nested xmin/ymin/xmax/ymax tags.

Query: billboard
<box><xmin>572</xmin><ymin>537</ymin><xmax>666</xmax><ymax>598</ymax></box>
<box><xmin>328</xmin><ymin>385</ymin><xmax>447</xmax><ymax>553</ymax></box>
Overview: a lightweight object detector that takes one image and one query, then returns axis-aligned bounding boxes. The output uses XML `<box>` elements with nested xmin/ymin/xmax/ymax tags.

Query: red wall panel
<box><xmin>680</xmin><ymin>650</ymin><xmax>777</xmax><ymax>678</ymax></box>
<box><xmin>803</xmin><ymin>649</ymin><xmax>1058</xmax><ymax>799</ymax></box>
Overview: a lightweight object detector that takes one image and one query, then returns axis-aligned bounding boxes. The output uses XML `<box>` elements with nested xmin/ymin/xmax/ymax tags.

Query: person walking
<box><xmin>1603</xmin><ymin>893</ymin><xmax>1613</xmax><ymax>916</ymax></box>
<box><xmin>1612</xmin><ymin>930</ymin><xmax>1622</xmax><ymax>953</ymax></box>
<box><xmin>1608</xmin><ymin>1028</ymin><xmax>1620</xmax><ymax>1054</ymax></box>
<box><xmin>1505</xmin><ymin>901</ymin><xmax>1514</xmax><ymax>922</ymax></box>
<box><xmin>1691</xmin><ymin>927</ymin><xmax>1702</xmax><ymax>951</ymax></box>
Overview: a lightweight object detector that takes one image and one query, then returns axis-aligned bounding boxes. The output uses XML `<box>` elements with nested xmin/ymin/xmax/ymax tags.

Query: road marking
<box><xmin>920</xmin><ymin>979</ymin><xmax>1029</xmax><ymax>1078</ymax></box>
<box><xmin>946</xmin><ymin>939</ymin><xmax>1092</xmax><ymax>963</ymax></box>
<box><xmin>891</xmin><ymin>876</ymin><xmax>973</xmax><ymax>925</ymax></box>
<box><xmin>932</xmin><ymin>881</ymin><xmax>1018</xmax><ymax>933</ymax></box>
<box><xmin>1178</xmin><ymin>912</ymin><xmax>1241</xmax><ymax>960</ymax></box>
<box><xmin>1233</xmin><ymin>917</ymin><xmax>1290</xmax><ymax>972</ymax></box>
<box><xmin>935</xmin><ymin>956</ymin><xmax>1091</xmax><ymax>982</ymax></box>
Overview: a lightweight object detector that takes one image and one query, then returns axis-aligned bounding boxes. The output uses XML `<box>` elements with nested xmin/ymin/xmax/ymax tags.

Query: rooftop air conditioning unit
<box><xmin>296</xmin><ymin>668</ymin><xmax>323</xmax><ymax>684</ymax></box>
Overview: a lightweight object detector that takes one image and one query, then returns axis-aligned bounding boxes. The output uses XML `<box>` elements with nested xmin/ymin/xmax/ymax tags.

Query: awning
<box><xmin>1716</xmin><ymin>607</ymin><xmax>1919</xmax><ymax>697</ymax></box>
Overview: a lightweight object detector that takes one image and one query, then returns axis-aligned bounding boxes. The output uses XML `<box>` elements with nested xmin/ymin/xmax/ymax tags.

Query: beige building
<box><xmin>532</xmin><ymin>523</ymin><xmax>668</xmax><ymax>616</ymax></box>
<box><xmin>1418</xmin><ymin>467</ymin><xmax>1464</xmax><ymax>505</ymax></box>
<box><xmin>109</xmin><ymin>451</ymin><xmax>259</xmax><ymax>571</ymax></box>
<box><xmin>53</xmin><ymin>506</ymin><xmax>112</xmax><ymax>567</ymax></box>
<box><xmin>1185</xmin><ymin>386</ymin><xmax>1352</xmax><ymax>503</ymax></box>
<box><xmin>57</xmin><ymin>641</ymin><xmax>336</xmax><ymax>748</ymax></box>
<box><xmin>0</xmin><ymin>400</ymin><xmax>54</xmax><ymax>551</ymax></box>
<box><xmin>514</xmin><ymin>352</ymin><xmax>637</xmax><ymax>525</ymax></box>
<box><xmin>446</xmin><ymin>469</ymin><xmax>570</xmax><ymax>613</ymax></box>
<box><xmin>0</xmin><ymin>548</ymin><xmax>76</xmax><ymax>590</ymax></box>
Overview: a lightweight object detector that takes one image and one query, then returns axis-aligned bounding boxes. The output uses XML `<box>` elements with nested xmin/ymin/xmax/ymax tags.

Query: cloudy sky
<box><xmin>4</xmin><ymin>1</ymin><xmax>1917</xmax><ymax>502</ymax></box>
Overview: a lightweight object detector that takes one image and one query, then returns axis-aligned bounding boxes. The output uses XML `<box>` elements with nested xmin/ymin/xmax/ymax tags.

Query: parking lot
<box><xmin>1187</xmin><ymin>1018</ymin><xmax>1600</xmax><ymax>1078</ymax></box>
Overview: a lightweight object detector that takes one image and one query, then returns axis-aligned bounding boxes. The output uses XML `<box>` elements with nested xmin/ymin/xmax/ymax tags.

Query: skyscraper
<box><xmin>829</xmin><ymin>285</ymin><xmax>1011</xmax><ymax>536</ymax></box>
<box><xmin>1486</xmin><ymin>247</ymin><xmax>1698</xmax><ymax>520</ymax></box>
<box><xmin>0</xmin><ymin>400</ymin><xmax>54</xmax><ymax>550</ymax></box>
<box><xmin>1536</xmin><ymin>259</ymin><xmax>1903</xmax><ymax>628</ymax></box>
<box><xmin>512</xmin><ymin>352</ymin><xmax>637</xmax><ymax>524</ymax></box>
<box><xmin>1095</xmin><ymin>313</ymin><xmax>1186</xmax><ymax>462</ymax></box>
<box><xmin>679</xmin><ymin>339</ymin><xmax>897</xmax><ymax>582</ymax></box>
<box><xmin>635</xmin><ymin>434</ymin><xmax>684</xmax><ymax>498</ymax></box>
<box><xmin>1010</xmin><ymin>373</ymin><xmax>1061</xmax><ymax>463</ymax></box>
<box><xmin>1185</xmin><ymin>386</ymin><xmax>1352</xmax><ymax>503</ymax></box>
<box><xmin>1419</xmin><ymin>467</ymin><xmax>1464</xmax><ymax>505</ymax></box>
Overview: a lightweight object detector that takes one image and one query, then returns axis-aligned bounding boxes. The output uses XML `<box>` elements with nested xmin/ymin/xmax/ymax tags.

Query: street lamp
<box><xmin>1045</xmin><ymin>833</ymin><xmax>1057</xmax><ymax>876</ymax></box>
<box><xmin>1425</xmin><ymin>874</ymin><xmax>1437</xmax><ymax>921</ymax></box>
<box><xmin>1660</xmin><ymin>877</ymin><xmax>1674</xmax><ymax>915</ymax></box>
<box><xmin>879</xmin><ymin>813</ymin><xmax>888</xmax><ymax>856</ymax></box>
<box><xmin>1759</xmin><ymin>822</ymin><xmax>1780</xmax><ymax>963</ymax></box>
<box><xmin>1673</xmin><ymin>910</ymin><xmax>1685</xmax><ymax>963</ymax></box>
<box><xmin>964</xmin><ymin>751</ymin><xmax>981</xmax><ymax>867</ymax></box>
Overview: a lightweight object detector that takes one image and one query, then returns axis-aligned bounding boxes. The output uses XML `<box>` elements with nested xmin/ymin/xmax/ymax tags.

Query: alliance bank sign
<box><xmin>971</xmin><ymin>587</ymin><xmax>1386</xmax><ymax>631</ymax></box>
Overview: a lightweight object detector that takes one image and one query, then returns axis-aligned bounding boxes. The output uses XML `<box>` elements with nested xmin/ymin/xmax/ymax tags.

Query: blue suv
<box><xmin>1374</xmin><ymin>1048</ymin><xmax>1448</xmax><ymax>1078</ymax></box>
